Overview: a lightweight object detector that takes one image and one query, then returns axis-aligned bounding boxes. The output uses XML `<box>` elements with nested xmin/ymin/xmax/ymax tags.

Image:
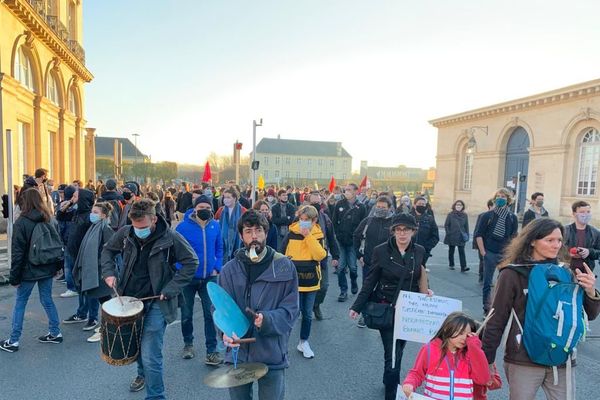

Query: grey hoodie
<box><xmin>218</xmin><ymin>247</ymin><xmax>299</xmax><ymax>369</ymax></box>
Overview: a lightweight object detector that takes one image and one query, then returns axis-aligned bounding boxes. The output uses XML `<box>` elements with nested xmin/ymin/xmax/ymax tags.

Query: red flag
<box><xmin>328</xmin><ymin>176</ymin><xmax>336</xmax><ymax>192</ymax></box>
<box><xmin>359</xmin><ymin>175</ymin><xmax>370</xmax><ymax>190</ymax></box>
<box><xmin>202</xmin><ymin>161</ymin><xmax>212</xmax><ymax>183</ymax></box>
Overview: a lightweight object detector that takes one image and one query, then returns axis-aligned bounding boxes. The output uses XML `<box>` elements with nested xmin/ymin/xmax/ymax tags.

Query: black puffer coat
<box><xmin>443</xmin><ymin>211</ymin><xmax>469</xmax><ymax>246</ymax></box>
<box><xmin>66</xmin><ymin>189</ymin><xmax>95</xmax><ymax>258</ymax></box>
<box><xmin>9</xmin><ymin>209</ymin><xmax>62</xmax><ymax>285</ymax></box>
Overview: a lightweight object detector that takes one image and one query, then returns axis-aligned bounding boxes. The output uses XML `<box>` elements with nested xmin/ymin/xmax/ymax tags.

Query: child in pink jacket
<box><xmin>402</xmin><ymin>312</ymin><xmax>491</xmax><ymax>400</ymax></box>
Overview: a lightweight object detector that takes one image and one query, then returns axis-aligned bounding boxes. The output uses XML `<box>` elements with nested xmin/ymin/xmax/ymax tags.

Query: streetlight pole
<box><xmin>252</xmin><ymin>119</ymin><xmax>262</xmax><ymax>205</ymax></box>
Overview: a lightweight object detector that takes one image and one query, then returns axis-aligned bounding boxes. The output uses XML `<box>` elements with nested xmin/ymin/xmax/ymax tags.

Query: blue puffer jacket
<box><xmin>175</xmin><ymin>209</ymin><xmax>224</xmax><ymax>279</ymax></box>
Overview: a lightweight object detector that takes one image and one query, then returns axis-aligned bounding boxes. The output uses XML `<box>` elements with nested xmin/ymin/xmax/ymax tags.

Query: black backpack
<box><xmin>28</xmin><ymin>221</ymin><xmax>65</xmax><ymax>266</ymax></box>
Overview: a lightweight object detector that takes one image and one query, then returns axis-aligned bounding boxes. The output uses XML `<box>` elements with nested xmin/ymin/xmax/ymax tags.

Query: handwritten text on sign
<box><xmin>395</xmin><ymin>291</ymin><xmax>462</xmax><ymax>344</ymax></box>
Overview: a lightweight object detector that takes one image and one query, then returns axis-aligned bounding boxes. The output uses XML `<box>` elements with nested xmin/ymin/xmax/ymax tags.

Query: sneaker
<box><xmin>313</xmin><ymin>305</ymin><xmax>323</xmax><ymax>321</ymax></box>
<box><xmin>205</xmin><ymin>352</ymin><xmax>224</xmax><ymax>366</ymax></box>
<box><xmin>38</xmin><ymin>333</ymin><xmax>63</xmax><ymax>344</ymax></box>
<box><xmin>297</xmin><ymin>340</ymin><xmax>315</xmax><ymax>359</ymax></box>
<box><xmin>87</xmin><ymin>331</ymin><xmax>101</xmax><ymax>343</ymax></box>
<box><xmin>337</xmin><ymin>292</ymin><xmax>348</xmax><ymax>302</ymax></box>
<box><xmin>461</xmin><ymin>267</ymin><xmax>470</xmax><ymax>272</ymax></box>
<box><xmin>182</xmin><ymin>345</ymin><xmax>195</xmax><ymax>360</ymax></box>
<box><xmin>129</xmin><ymin>376</ymin><xmax>145</xmax><ymax>392</ymax></box>
<box><xmin>351</xmin><ymin>281</ymin><xmax>358</xmax><ymax>295</ymax></box>
<box><xmin>449</xmin><ymin>265</ymin><xmax>455</xmax><ymax>270</ymax></box>
<box><xmin>62</xmin><ymin>315</ymin><xmax>86</xmax><ymax>324</ymax></box>
<box><xmin>0</xmin><ymin>339</ymin><xmax>19</xmax><ymax>353</ymax></box>
<box><xmin>55</xmin><ymin>272</ymin><xmax>65</xmax><ymax>281</ymax></box>
<box><xmin>59</xmin><ymin>289</ymin><xmax>78</xmax><ymax>298</ymax></box>
<box><xmin>357</xmin><ymin>316</ymin><xmax>366</xmax><ymax>328</ymax></box>
<box><xmin>83</xmin><ymin>320</ymin><xmax>98</xmax><ymax>331</ymax></box>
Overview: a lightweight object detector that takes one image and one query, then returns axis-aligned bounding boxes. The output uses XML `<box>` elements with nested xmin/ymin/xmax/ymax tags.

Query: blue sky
<box><xmin>83</xmin><ymin>1</ymin><xmax>600</xmax><ymax>170</ymax></box>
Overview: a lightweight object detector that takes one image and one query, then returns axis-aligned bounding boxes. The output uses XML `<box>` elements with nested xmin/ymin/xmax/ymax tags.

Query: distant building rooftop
<box><xmin>256</xmin><ymin>137</ymin><xmax>351</xmax><ymax>158</ymax></box>
<box><xmin>95</xmin><ymin>136</ymin><xmax>147</xmax><ymax>159</ymax></box>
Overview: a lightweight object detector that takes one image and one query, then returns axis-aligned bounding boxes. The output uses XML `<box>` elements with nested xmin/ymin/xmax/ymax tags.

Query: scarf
<box><xmin>220</xmin><ymin>203</ymin><xmax>242</xmax><ymax>262</ymax></box>
<box><xmin>492</xmin><ymin>206</ymin><xmax>510</xmax><ymax>239</ymax></box>
<box><xmin>73</xmin><ymin>219</ymin><xmax>107</xmax><ymax>293</ymax></box>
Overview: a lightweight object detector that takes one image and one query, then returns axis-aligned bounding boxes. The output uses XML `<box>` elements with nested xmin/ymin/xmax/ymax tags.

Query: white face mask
<box><xmin>223</xmin><ymin>197</ymin><xmax>234</xmax><ymax>207</ymax></box>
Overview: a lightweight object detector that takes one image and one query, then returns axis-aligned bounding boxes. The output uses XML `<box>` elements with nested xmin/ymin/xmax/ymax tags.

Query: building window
<box><xmin>342</xmin><ymin>173</ymin><xmax>347</xmax><ymax>180</ymax></box>
<box><xmin>330</xmin><ymin>160</ymin><xmax>334</xmax><ymax>168</ymax></box>
<box><xmin>47</xmin><ymin>74</ymin><xmax>59</xmax><ymax>105</ymax></box>
<box><xmin>285</xmin><ymin>157</ymin><xmax>290</xmax><ymax>165</ymax></box>
<box><xmin>318</xmin><ymin>159</ymin><xmax>323</xmax><ymax>167</ymax></box>
<box><xmin>285</xmin><ymin>170</ymin><xmax>290</xmax><ymax>178</ymax></box>
<box><xmin>577</xmin><ymin>128</ymin><xmax>600</xmax><ymax>196</ymax></box>
<box><xmin>275</xmin><ymin>170</ymin><xmax>280</xmax><ymax>178</ymax></box>
<box><xmin>296</xmin><ymin>171</ymin><xmax>301</xmax><ymax>179</ymax></box>
<box><xmin>264</xmin><ymin>170</ymin><xmax>269</xmax><ymax>179</ymax></box>
<box><xmin>264</xmin><ymin>156</ymin><xmax>269</xmax><ymax>166</ymax></box>
<box><xmin>463</xmin><ymin>148</ymin><xmax>474</xmax><ymax>190</ymax></box>
<box><xmin>307</xmin><ymin>171</ymin><xmax>311</xmax><ymax>179</ymax></box>
<box><xmin>308</xmin><ymin>159</ymin><xmax>312</xmax><ymax>167</ymax></box>
<box><xmin>275</xmin><ymin>156</ymin><xmax>280</xmax><ymax>165</ymax></box>
<box><xmin>297</xmin><ymin>157</ymin><xmax>301</xmax><ymax>165</ymax></box>
<box><xmin>15</xmin><ymin>47</ymin><xmax>34</xmax><ymax>91</ymax></box>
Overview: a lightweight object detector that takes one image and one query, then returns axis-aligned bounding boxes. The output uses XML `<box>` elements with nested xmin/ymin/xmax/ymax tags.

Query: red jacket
<box><xmin>403</xmin><ymin>337</ymin><xmax>491</xmax><ymax>400</ymax></box>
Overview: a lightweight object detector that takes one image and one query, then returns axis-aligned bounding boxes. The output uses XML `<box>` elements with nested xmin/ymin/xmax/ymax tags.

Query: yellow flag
<box><xmin>257</xmin><ymin>175</ymin><xmax>265</xmax><ymax>190</ymax></box>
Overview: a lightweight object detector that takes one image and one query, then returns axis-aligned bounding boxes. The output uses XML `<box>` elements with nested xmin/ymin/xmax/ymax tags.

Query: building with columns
<box><xmin>430</xmin><ymin>78</ymin><xmax>600</xmax><ymax>223</ymax></box>
<box><xmin>0</xmin><ymin>0</ymin><xmax>93</xmax><ymax>195</ymax></box>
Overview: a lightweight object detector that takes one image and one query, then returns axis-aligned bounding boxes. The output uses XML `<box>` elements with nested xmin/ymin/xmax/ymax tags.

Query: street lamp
<box><xmin>132</xmin><ymin>133</ymin><xmax>140</xmax><ymax>164</ymax></box>
<box><xmin>252</xmin><ymin>119</ymin><xmax>263</xmax><ymax>205</ymax></box>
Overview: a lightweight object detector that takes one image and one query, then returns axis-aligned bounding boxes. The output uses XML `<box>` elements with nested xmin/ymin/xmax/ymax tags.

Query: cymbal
<box><xmin>203</xmin><ymin>363</ymin><xmax>269</xmax><ymax>388</ymax></box>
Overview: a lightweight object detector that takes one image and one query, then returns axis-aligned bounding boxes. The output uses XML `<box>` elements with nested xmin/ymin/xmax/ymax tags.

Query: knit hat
<box><xmin>390</xmin><ymin>213</ymin><xmax>417</xmax><ymax>230</ymax></box>
<box><xmin>124</xmin><ymin>182</ymin><xmax>139</xmax><ymax>196</ymax></box>
<box><xmin>105</xmin><ymin>179</ymin><xmax>117</xmax><ymax>191</ymax></box>
<box><xmin>193</xmin><ymin>195</ymin><xmax>212</xmax><ymax>208</ymax></box>
<box><xmin>267</xmin><ymin>188</ymin><xmax>276</xmax><ymax>196</ymax></box>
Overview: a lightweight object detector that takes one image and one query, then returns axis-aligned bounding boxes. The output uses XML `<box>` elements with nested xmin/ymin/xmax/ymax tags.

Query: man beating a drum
<box><xmin>101</xmin><ymin>198</ymin><xmax>198</xmax><ymax>400</ymax></box>
<box><xmin>219</xmin><ymin>210</ymin><xmax>299</xmax><ymax>400</ymax></box>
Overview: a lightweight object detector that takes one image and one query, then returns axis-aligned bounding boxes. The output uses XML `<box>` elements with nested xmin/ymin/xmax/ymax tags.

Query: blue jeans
<box><xmin>181</xmin><ymin>276</ymin><xmax>218</xmax><ymax>353</ymax></box>
<box><xmin>228</xmin><ymin>368</ymin><xmax>285</xmax><ymax>400</ymax></box>
<box><xmin>10</xmin><ymin>278</ymin><xmax>60</xmax><ymax>343</ymax></box>
<box><xmin>299</xmin><ymin>291</ymin><xmax>317</xmax><ymax>340</ymax></box>
<box><xmin>337</xmin><ymin>244</ymin><xmax>358</xmax><ymax>293</ymax></box>
<box><xmin>136</xmin><ymin>302</ymin><xmax>167</xmax><ymax>400</ymax></box>
<box><xmin>76</xmin><ymin>294</ymin><xmax>99</xmax><ymax>321</ymax></box>
<box><xmin>64</xmin><ymin>253</ymin><xmax>76</xmax><ymax>292</ymax></box>
<box><xmin>482</xmin><ymin>250</ymin><xmax>503</xmax><ymax>312</ymax></box>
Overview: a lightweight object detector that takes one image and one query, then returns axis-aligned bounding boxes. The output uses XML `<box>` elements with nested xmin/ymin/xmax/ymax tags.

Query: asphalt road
<box><xmin>0</xmin><ymin>234</ymin><xmax>599</xmax><ymax>400</ymax></box>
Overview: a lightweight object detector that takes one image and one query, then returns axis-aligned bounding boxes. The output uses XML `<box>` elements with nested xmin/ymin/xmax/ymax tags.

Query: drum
<box><xmin>100</xmin><ymin>296</ymin><xmax>144</xmax><ymax>366</ymax></box>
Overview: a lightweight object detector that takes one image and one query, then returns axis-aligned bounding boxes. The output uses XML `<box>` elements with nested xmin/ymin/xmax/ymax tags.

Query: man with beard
<box><xmin>219</xmin><ymin>210</ymin><xmax>299</xmax><ymax>400</ymax></box>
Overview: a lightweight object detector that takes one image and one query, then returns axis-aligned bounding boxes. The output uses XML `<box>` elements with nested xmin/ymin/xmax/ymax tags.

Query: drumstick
<box><xmin>130</xmin><ymin>295</ymin><xmax>162</xmax><ymax>303</ymax></box>
<box><xmin>245</xmin><ymin>307</ymin><xmax>258</xmax><ymax>319</ymax></box>
<box><xmin>476</xmin><ymin>308</ymin><xmax>495</xmax><ymax>335</ymax></box>
<box><xmin>232</xmin><ymin>338</ymin><xmax>257</xmax><ymax>344</ymax></box>
<box><xmin>111</xmin><ymin>283</ymin><xmax>124</xmax><ymax>306</ymax></box>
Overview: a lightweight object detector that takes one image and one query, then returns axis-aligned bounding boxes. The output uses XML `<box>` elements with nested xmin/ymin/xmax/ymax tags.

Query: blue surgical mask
<box><xmin>495</xmin><ymin>198</ymin><xmax>507</xmax><ymax>208</ymax></box>
<box><xmin>89</xmin><ymin>213</ymin><xmax>101</xmax><ymax>224</ymax></box>
<box><xmin>577</xmin><ymin>213</ymin><xmax>592</xmax><ymax>225</ymax></box>
<box><xmin>134</xmin><ymin>227</ymin><xmax>152</xmax><ymax>240</ymax></box>
<box><xmin>299</xmin><ymin>220</ymin><xmax>312</xmax><ymax>230</ymax></box>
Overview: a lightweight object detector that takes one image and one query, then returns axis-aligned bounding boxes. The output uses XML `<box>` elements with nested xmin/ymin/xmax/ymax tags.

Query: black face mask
<box><xmin>415</xmin><ymin>205</ymin><xmax>427</xmax><ymax>214</ymax></box>
<box><xmin>123</xmin><ymin>192</ymin><xmax>133</xmax><ymax>201</ymax></box>
<box><xmin>311</xmin><ymin>203</ymin><xmax>321</xmax><ymax>210</ymax></box>
<box><xmin>196</xmin><ymin>209</ymin><xmax>212</xmax><ymax>221</ymax></box>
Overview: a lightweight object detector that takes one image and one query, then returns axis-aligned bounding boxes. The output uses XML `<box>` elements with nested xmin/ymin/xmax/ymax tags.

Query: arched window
<box><xmin>462</xmin><ymin>146</ymin><xmax>474</xmax><ymax>190</ymax></box>
<box><xmin>47</xmin><ymin>73</ymin><xmax>59</xmax><ymax>105</ymax></box>
<box><xmin>577</xmin><ymin>128</ymin><xmax>600</xmax><ymax>195</ymax></box>
<box><xmin>68</xmin><ymin>87</ymin><xmax>77</xmax><ymax>114</ymax></box>
<box><xmin>15</xmin><ymin>46</ymin><xmax>34</xmax><ymax>91</ymax></box>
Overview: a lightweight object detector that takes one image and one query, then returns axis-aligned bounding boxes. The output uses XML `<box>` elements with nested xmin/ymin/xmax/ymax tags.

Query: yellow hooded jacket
<box><xmin>284</xmin><ymin>221</ymin><xmax>327</xmax><ymax>292</ymax></box>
